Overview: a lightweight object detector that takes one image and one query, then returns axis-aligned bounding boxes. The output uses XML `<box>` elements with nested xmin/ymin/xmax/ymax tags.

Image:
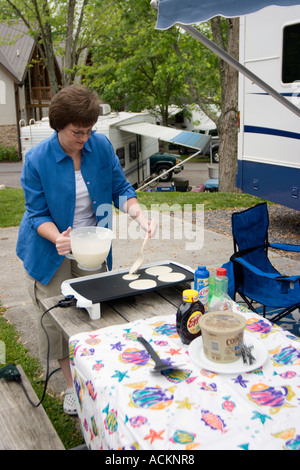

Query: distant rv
<box><xmin>20</xmin><ymin>107</ymin><xmax>158</xmax><ymax>189</ymax></box>
<box><xmin>20</xmin><ymin>105</ymin><xmax>211</xmax><ymax>189</ymax></box>
<box><xmin>237</xmin><ymin>5</ymin><xmax>300</xmax><ymax>210</ymax></box>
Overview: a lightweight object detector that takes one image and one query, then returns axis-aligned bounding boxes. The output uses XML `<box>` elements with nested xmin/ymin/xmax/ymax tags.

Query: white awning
<box><xmin>119</xmin><ymin>122</ymin><xmax>211</xmax><ymax>152</ymax></box>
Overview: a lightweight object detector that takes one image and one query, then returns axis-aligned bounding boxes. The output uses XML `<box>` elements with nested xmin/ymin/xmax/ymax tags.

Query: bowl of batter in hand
<box><xmin>70</xmin><ymin>226</ymin><xmax>113</xmax><ymax>270</ymax></box>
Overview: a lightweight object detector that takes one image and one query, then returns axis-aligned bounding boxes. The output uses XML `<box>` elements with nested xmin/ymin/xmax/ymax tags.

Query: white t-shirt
<box><xmin>73</xmin><ymin>170</ymin><xmax>97</xmax><ymax>228</ymax></box>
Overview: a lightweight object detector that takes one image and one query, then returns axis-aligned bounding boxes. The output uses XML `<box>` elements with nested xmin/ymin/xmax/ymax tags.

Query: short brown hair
<box><xmin>49</xmin><ymin>85</ymin><xmax>101</xmax><ymax>130</ymax></box>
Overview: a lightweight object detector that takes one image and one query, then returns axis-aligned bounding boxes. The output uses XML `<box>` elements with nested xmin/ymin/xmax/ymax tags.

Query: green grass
<box><xmin>0</xmin><ymin>308</ymin><xmax>84</xmax><ymax>449</ymax></box>
<box><xmin>180</xmin><ymin>154</ymin><xmax>210</xmax><ymax>163</ymax></box>
<box><xmin>136</xmin><ymin>190</ymin><xmax>267</xmax><ymax>211</ymax></box>
<box><xmin>0</xmin><ymin>187</ymin><xmax>268</xmax><ymax>228</ymax></box>
<box><xmin>0</xmin><ymin>187</ymin><xmax>26</xmax><ymax>227</ymax></box>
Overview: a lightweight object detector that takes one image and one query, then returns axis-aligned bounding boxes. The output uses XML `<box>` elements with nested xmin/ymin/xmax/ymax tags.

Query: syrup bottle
<box><xmin>176</xmin><ymin>289</ymin><xmax>205</xmax><ymax>345</ymax></box>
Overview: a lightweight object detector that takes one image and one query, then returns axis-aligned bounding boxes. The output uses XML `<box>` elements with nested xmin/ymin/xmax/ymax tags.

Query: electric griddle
<box><xmin>61</xmin><ymin>260</ymin><xmax>194</xmax><ymax>320</ymax></box>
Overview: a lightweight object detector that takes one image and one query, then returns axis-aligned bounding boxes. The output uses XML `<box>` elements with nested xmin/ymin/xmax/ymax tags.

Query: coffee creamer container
<box><xmin>176</xmin><ymin>289</ymin><xmax>205</xmax><ymax>345</ymax></box>
<box><xmin>199</xmin><ymin>312</ymin><xmax>247</xmax><ymax>363</ymax></box>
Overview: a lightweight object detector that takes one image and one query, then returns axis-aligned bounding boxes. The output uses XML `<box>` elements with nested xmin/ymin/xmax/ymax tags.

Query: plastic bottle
<box><xmin>209</xmin><ymin>268</ymin><xmax>231</xmax><ymax>311</ymax></box>
<box><xmin>176</xmin><ymin>289</ymin><xmax>205</xmax><ymax>345</ymax></box>
<box><xmin>208</xmin><ymin>276</ymin><xmax>215</xmax><ymax>303</ymax></box>
<box><xmin>194</xmin><ymin>266</ymin><xmax>210</xmax><ymax>312</ymax></box>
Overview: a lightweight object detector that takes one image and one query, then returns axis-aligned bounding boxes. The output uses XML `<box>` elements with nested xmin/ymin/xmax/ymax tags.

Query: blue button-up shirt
<box><xmin>16</xmin><ymin>131</ymin><xmax>136</xmax><ymax>285</ymax></box>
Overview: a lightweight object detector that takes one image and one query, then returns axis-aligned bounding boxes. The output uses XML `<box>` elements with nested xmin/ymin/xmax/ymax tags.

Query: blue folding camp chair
<box><xmin>228</xmin><ymin>203</ymin><xmax>300</xmax><ymax>323</ymax></box>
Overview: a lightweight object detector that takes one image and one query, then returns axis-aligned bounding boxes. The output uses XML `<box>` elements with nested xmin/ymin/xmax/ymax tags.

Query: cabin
<box><xmin>0</xmin><ymin>20</ymin><xmax>61</xmax><ymax>152</ymax></box>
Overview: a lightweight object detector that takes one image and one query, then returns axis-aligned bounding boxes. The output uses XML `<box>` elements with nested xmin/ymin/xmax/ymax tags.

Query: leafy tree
<box><xmin>0</xmin><ymin>0</ymin><xmax>239</xmax><ymax>192</ymax></box>
<box><xmin>170</xmin><ymin>16</ymin><xmax>239</xmax><ymax>192</ymax></box>
<box><xmin>83</xmin><ymin>0</ymin><xmax>239</xmax><ymax>191</ymax></box>
<box><xmin>82</xmin><ymin>0</ymin><xmax>221</xmax><ymax>126</ymax></box>
<box><xmin>0</xmin><ymin>0</ymin><xmax>116</xmax><ymax>93</ymax></box>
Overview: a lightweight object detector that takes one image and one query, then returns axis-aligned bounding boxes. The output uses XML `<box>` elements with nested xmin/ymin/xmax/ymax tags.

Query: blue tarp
<box><xmin>155</xmin><ymin>0</ymin><xmax>300</xmax><ymax>29</ymax></box>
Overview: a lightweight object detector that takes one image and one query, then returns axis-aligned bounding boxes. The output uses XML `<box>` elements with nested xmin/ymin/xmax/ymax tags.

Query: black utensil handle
<box><xmin>137</xmin><ymin>336</ymin><xmax>161</xmax><ymax>363</ymax></box>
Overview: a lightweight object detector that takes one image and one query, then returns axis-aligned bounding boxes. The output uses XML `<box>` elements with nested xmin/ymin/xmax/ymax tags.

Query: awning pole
<box><xmin>180</xmin><ymin>24</ymin><xmax>300</xmax><ymax>118</ymax></box>
<box><xmin>138</xmin><ymin>149</ymin><xmax>202</xmax><ymax>191</ymax></box>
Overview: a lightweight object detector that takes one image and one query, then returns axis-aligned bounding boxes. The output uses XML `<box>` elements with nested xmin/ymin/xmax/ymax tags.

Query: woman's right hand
<box><xmin>56</xmin><ymin>226</ymin><xmax>72</xmax><ymax>256</ymax></box>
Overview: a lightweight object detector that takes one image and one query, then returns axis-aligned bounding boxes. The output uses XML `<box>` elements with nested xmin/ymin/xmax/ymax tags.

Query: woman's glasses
<box><xmin>67</xmin><ymin>128</ymin><xmax>93</xmax><ymax>138</ymax></box>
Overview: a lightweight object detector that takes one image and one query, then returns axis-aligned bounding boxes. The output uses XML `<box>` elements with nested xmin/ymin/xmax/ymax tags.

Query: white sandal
<box><xmin>63</xmin><ymin>388</ymin><xmax>78</xmax><ymax>416</ymax></box>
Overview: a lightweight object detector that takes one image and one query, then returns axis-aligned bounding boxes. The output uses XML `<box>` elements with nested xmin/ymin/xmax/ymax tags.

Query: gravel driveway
<box><xmin>203</xmin><ymin>205</ymin><xmax>300</xmax><ymax>258</ymax></box>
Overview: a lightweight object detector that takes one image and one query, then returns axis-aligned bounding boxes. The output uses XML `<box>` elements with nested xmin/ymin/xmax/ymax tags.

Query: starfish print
<box><xmin>251</xmin><ymin>410</ymin><xmax>272</xmax><ymax>424</ymax></box>
<box><xmin>175</xmin><ymin>397</ymin><xmax>195</xmax><ymax>410</ymax></box>
<box><xmin>166</xmin><ymin>348</ymin><xmax>181</xmax><ymax>356</ymax></box>
<box><xmin>232</xmin><ymin>374</ymin><xmax>249</xmax><ymax>388</ymax></box>
<box><xmin>144</xmin><ymin>429</ymin><xmax>165</xmax><ymax>444</ymax></box>
<box><xmin>111</xmin><ymin>370</ymin><xmax>129</xmax><ymax>382</ymax></box>
<box><xmin>238</xmin><ymin>443</ymin><xmax>249</xmax><ymax>450</ymax></box>
<box><xmin>110</xmin><ymin>341</ymin><xmax>125</xmax><ymax>351</ymax></box>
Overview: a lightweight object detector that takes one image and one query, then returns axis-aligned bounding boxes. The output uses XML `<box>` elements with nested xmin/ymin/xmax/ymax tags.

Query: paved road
<box><xmin>0</xmin><ymin>161</ymin><xmax>23</xmax><ymax>188</ymax></box>
<box><xmin>0</xmin><ymin>160</ymin><xmax>213</xmax><ymax>189</ymax></box>
<box><xmin>173</xmin><ymin>161</ymin><xmax>211</xmax><ymax>187</ymax></box>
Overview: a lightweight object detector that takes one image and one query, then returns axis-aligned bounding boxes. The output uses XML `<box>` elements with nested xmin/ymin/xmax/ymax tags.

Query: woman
<box><xmin>16</xmin><ymin>85</ymin><xmax>155</xmax><ymax>415</ymax></box>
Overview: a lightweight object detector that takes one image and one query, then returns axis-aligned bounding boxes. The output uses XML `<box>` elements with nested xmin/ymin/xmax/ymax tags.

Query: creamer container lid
<box><xmin>199</xmin><ymin>311</ymin><xmax>246</xmax><ymax>333</ymax></box>
<box><xmin>182</xmin><ymin>289</ymin><xmax>199</xmax><ymax>302</ymax></box>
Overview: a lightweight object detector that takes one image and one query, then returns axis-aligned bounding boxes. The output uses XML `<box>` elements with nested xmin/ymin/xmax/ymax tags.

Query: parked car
<box><xmin>197</xmin><ymin>128</ymin><xmax>220</xmax><ymax>163</ymax></box>
<box><xmin>206</xmin><ymin>135</ymin><xmax>220</xmax><ymax>163</ymax></box>
<box><xmin>149</xmin><ymin>153</ymin><xmax>184</xmax><ymax>182</ymax></box>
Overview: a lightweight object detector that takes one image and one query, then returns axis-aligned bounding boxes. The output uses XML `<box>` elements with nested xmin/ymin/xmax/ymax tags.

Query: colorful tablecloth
<box><xmin>69</xmin><ymin>304</ymin><xmax>300</xmax><ymax>450</ymax></box>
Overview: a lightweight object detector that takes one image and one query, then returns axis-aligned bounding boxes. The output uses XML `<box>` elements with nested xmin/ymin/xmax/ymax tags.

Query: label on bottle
<box><xmin>187</xmin><ymin>310</ymin><xmax>203</xmax><ymax>334</ymax></box>
<box><xmin>196</xmin><ymin>278</ymin><xmax>209</xmax><ymax>310</ymax></box>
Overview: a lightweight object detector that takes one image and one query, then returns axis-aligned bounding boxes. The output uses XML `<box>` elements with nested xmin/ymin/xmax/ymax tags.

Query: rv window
<box><xmin>129</xmin><ymin>142</ymin><xmax>137</xmax><ymax>162</ymax></box>
<box><xmin>282</xmin><ymin>22</ymin><xmax>300</xmax><ymax>83</ymax></box>
<box><xmin>137</xmin><ymin>134</ymin><xmax>142</xmax><ymax>152</ymax></box>
<box><xmin>116</xmin><ymin>147</ymin><xmax>125</xmax><ymax>167</ymax></box>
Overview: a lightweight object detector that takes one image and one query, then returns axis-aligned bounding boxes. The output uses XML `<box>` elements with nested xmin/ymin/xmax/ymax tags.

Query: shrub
<box><xmin>0</xmin><ymin>145</ymin><xmax>20</xmax><ymax>162</ymax></box>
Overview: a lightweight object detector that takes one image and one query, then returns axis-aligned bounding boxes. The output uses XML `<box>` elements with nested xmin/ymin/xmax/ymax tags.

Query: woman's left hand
<box><xmin>56</xmin><ymin>226</ymin><xmax>72</xmax><ymax>256</ymax></box>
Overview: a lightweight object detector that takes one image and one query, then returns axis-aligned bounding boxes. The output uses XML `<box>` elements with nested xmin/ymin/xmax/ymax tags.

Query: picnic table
<box><xmin>40</xmin><ymin>277</ymin><xmax>300</xmax><ymax>451</ymax></box>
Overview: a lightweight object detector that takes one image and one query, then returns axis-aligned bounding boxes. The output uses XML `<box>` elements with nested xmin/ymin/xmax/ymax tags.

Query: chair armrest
<box><xmin>269</xmin><ymin>243</ymin><xmax>300</xmax><ymax>252</ymax></box>
<box><xmin>232</xmin><ymin>256</ymin><xmax>300</xmax><ymax>283</ymax></box>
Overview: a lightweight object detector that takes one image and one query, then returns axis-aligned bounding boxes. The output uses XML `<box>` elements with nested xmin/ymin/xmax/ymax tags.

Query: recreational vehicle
<box><xmin>20</xmin><ymin>105</ymin><xmax>211</xmax><ymax>188</ymax></box>
<box><xmin>20</xmin><ymin>108</ymin><xmax>158</xmax><ymax>188</ymax></box>
<box><xmin>237</xmin><ymin>5</ymin><xmax>300</xmax><ymax>210</ymax></box>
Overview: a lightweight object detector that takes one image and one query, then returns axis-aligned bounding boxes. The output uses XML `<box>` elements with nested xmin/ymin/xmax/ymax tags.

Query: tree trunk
<box><xmin>63</xmin><ymin>0</ymin><xmax>76</xmax><ymax>86</ymax></box>
<box><xmin>211</xmin><ymin>17</ymin><xmax>239</xmax><ymax>192</ymax></box>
